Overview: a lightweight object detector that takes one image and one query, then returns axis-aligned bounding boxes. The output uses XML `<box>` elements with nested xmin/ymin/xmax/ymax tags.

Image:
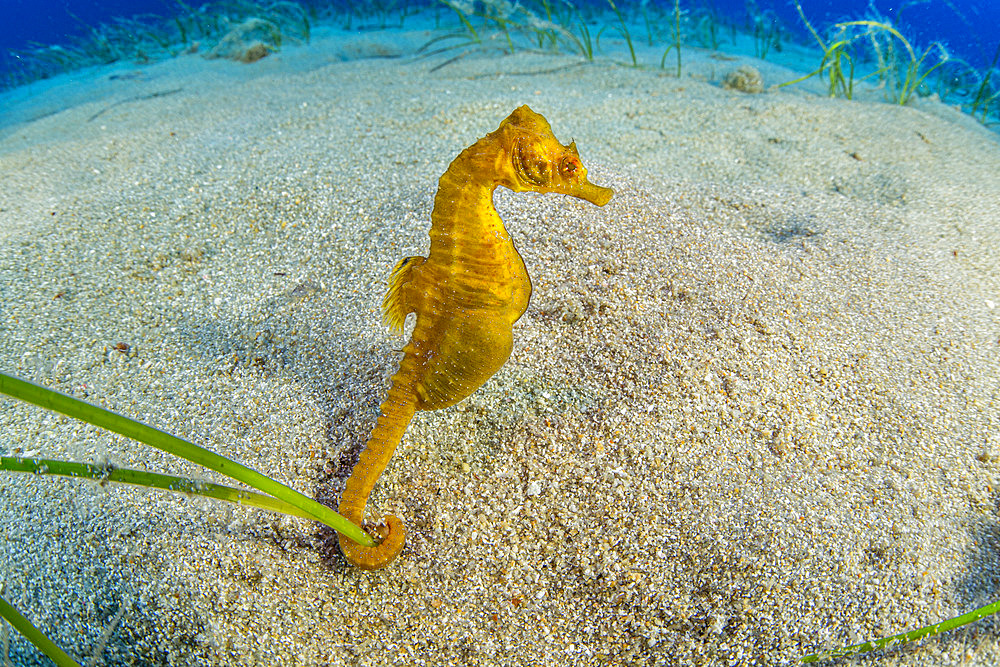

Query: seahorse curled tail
<box><xmin>337</xmin><ymin>370</ymin><xmax>416</xmax><ymax>570</ymax></box>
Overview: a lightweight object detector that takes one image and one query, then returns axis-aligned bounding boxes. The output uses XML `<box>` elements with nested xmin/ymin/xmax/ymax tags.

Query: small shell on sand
<box><xmin>722</xmin><ymin>65</ymin><xmax>764</xmax><ymax>93</ymax></box>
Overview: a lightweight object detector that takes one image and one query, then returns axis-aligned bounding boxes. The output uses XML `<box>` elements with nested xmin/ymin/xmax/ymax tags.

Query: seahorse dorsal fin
<box><xmin>381</xmin><ymin>255</ymin><xmax>424</xmax><ymax>335</ymax></box>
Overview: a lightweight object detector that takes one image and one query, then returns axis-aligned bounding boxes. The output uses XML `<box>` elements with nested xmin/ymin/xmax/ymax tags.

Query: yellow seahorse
<box><xmin>338</xmin><ymin>105</ymin><xmax>613</xmax><ymax>570</ymax></box>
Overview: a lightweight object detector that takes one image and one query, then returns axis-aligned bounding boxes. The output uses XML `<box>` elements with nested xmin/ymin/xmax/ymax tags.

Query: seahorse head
<box><xmin>490</xmin><ymin>105</ymin><xmax>613</xmax><ymax>207</ymax></box>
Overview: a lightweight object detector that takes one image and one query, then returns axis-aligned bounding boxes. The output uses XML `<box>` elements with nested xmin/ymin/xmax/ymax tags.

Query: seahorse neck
<box><xmin>428</xmin><ymin>139</ymin><xmax>508</xmax><ymax>259</ymax></box>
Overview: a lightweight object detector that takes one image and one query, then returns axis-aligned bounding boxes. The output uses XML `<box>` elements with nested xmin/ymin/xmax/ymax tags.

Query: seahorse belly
<box><xmin>408</xmin><ymin>311</ymin><xmax>515</xmax><ymax>411</ymax></box>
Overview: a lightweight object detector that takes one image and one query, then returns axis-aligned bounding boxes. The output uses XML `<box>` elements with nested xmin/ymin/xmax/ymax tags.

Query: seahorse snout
<box><xmin>569</xmin><ymin>179</ymin><xmax>614</xmax><ymax>206</ymax></box>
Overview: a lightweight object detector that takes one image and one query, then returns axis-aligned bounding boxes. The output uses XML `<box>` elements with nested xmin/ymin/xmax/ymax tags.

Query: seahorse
<box><xmin>338</xmin><ymin>105</ymin><xmax>613</xmax><ymax>570</ymax></box>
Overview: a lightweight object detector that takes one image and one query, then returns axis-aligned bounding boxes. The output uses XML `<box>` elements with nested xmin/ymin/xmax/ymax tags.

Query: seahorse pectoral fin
<box><xmin>382</xmin><ymin>256</ymin><xmax>425</xmax><ymax>334</ymax></box>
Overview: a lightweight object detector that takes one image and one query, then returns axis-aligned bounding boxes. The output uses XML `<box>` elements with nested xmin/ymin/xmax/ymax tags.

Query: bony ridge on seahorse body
<box><xmin>338</xmin><ymin>104</ymin><xmax>613</xmax><ymax>570</ymax></box>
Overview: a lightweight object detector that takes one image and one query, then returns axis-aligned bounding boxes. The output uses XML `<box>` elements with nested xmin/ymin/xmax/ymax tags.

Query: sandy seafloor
<box><xmin>1</xmin><ymin>16</ymin><xmax>1000</xmax><ymax>667</ymax></box>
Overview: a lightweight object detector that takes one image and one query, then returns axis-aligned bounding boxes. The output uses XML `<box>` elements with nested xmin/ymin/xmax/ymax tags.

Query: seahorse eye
<box><xmin>513</xmin><ymin>137</ymin><xmax>550</xmax><ymax>186</ymax></box>
<box><xmin>559</xmin><ymin>155</ymin><xmax>580</xmax><ymax>178</ymax></box>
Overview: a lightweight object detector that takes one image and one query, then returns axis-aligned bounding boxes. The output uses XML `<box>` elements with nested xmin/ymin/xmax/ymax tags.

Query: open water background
<box><xmin>1</xmin><ymin>0</ymin><xmax>998</xmax><ymax>81</ymax></box>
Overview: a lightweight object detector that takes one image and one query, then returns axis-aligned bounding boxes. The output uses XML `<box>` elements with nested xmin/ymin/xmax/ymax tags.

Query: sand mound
<box><xmin>1</xmin><ymin>34</ymin><xmax>999</xmax><ymax>667</ymax></box>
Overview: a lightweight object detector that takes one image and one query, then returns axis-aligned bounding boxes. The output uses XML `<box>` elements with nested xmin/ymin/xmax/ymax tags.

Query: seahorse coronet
<box><xmin>337</xmin><ymin>105</ymin><xmax>613</xmax><ymax>570</ymax></box>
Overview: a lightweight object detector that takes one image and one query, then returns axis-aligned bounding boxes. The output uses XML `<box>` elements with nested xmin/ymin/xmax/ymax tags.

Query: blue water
<box><xmin>714</xmin><ymin>0</ymin><xmax>999</xmax><ymax>70</ymax></box>
<box><xmin>1</xmin><ymin>0</ymin><xmax>174</xmax><ymax>55</ymax></box>
<box><xmin>1</xmin><ymin>1</ymin><xmax>998</xmax><ymax>87</ymax></box>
